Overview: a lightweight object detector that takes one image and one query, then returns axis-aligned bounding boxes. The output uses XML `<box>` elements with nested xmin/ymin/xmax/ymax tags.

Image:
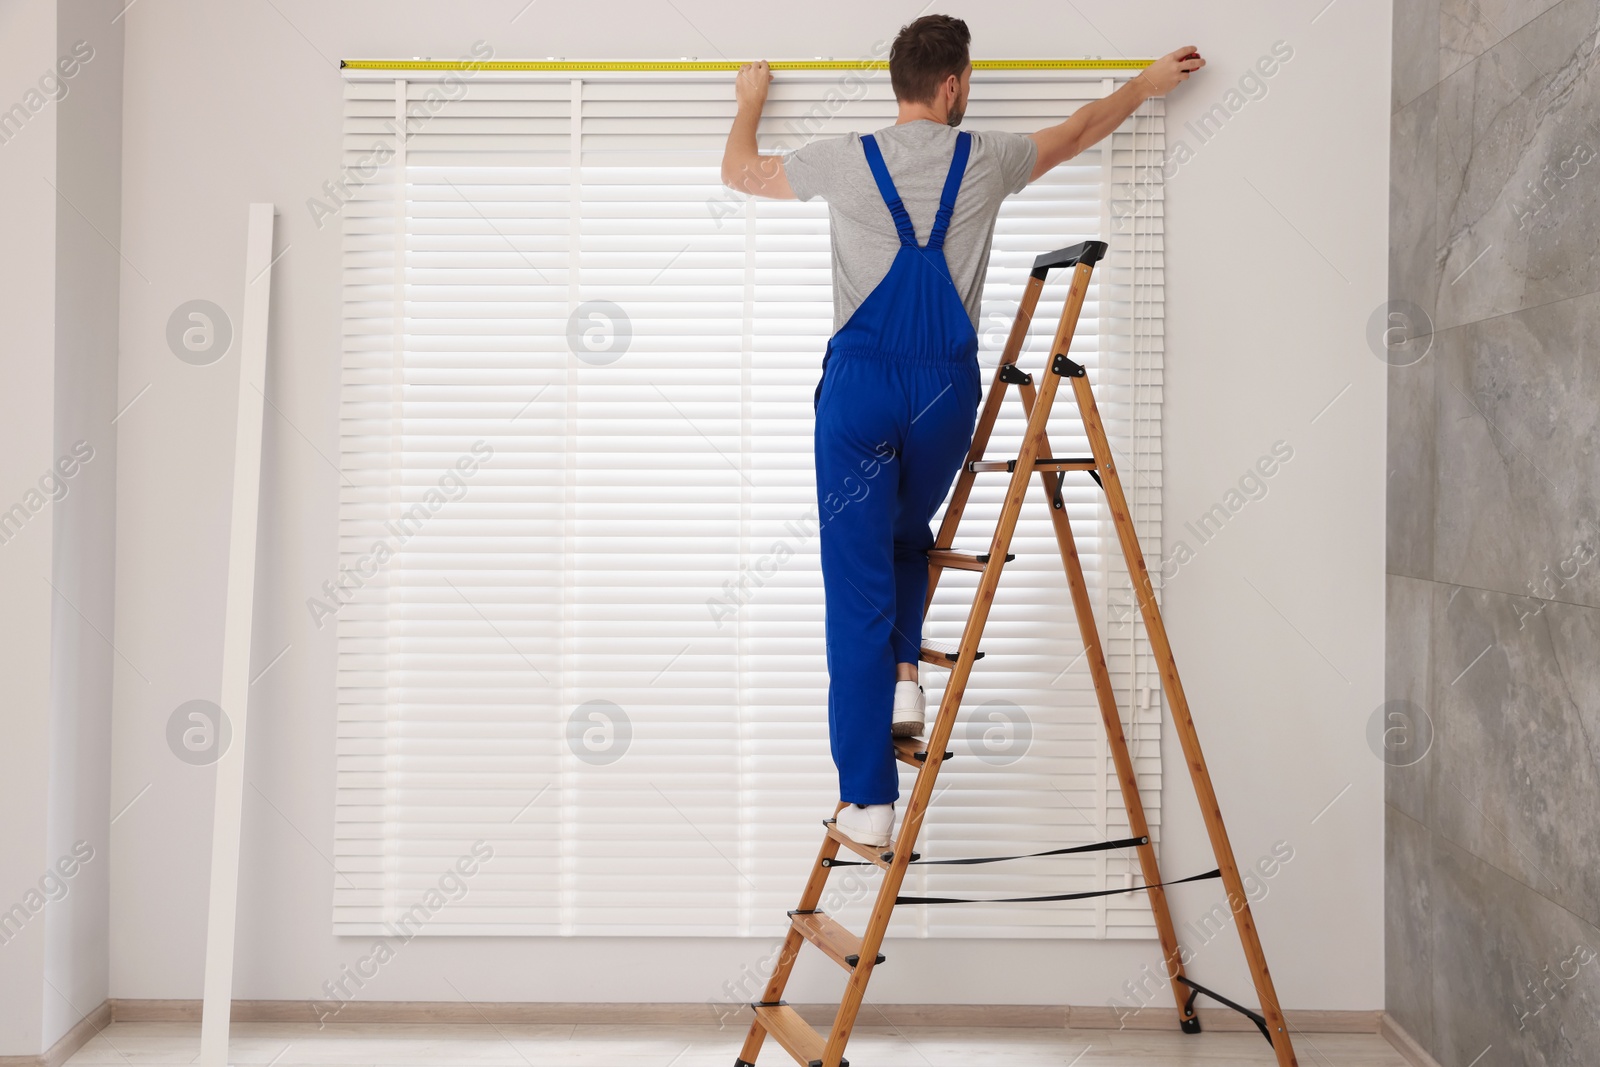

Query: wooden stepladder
<box><xmin>735</xmin><ymin>241</ymin><xmax>1299</xmax><ymax>1067</ymax></box>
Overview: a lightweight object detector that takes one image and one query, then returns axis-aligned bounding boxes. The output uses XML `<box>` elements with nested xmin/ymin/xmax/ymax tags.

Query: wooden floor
<box><xmin>63</xmin><ymin>1021</ymin><xmax>1412</xmax><ymax>1065</ymax></box>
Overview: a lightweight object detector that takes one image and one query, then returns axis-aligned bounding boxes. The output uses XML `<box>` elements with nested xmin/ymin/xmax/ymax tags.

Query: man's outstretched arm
<box><xmin>721</xmin><ymin>60</ymin><xmax>796</xmax><ymax>199</ymax></box>
<box><xmin>1027</xmin><ymin>45</ymin><xmax>1205</xmax><ymax>181</ymax></box>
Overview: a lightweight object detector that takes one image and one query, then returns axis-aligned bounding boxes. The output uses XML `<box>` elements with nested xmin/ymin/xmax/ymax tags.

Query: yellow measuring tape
<box><xmin>340</xmin><ymin>58</ymin><xmax>1153</xmax><ymax>72</ymax></box>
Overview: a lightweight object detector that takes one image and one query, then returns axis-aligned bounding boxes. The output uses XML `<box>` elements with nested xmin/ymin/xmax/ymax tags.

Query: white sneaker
<box><xmin>835</xmin><ymin>803</ymin><xmax>894</xmax><ymax>848</ymax></box>
<box><xmin>891</xmin><ymin>680</ymin><xmax>925</xmax><ymax>737</ymax></box>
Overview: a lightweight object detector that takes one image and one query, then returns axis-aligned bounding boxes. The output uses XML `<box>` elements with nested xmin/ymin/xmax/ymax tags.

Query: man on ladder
<box><xmin>723</xmin><ymin>17</ymin><xmax>1205</xmax><ymax>846</ymax></box>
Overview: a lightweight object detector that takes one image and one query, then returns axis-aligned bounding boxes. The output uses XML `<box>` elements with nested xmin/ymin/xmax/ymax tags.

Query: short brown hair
<box><xmin>889</xmin><ymin>15</ymin><xmax>971</xmax><ymax>105</ymax></box>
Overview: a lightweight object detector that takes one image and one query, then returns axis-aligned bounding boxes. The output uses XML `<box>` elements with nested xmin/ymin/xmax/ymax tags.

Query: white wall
<box><xmin>109</xmin><ymin>0</ymin><xmax>1390</xmax><ymax>1014</ymax></box>
<box><xmin>0</xmin><ymin>0</ymin><xmax>122</xmax><ymax>1055</ymax></box>
<box><xmin>0</xmin><ymin>0</ymin><xmax>65</xmax><ymax>1052</ymax></box>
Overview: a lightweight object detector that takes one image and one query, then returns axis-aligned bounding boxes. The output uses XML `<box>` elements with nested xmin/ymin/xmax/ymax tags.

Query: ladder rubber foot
<box><xmin>734</xmin><ymin>1061</ymin><xmax>756</xmax><ymax>1066</ymax></box>
<box><xmin>1181</xmin><ymin>1016</ymin><xmax>1202</xmax><ymax>1035</ymax></box>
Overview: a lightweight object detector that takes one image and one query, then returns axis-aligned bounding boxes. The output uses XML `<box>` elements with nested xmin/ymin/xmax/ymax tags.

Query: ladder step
<box><xmin>892</xmin><ymin>735</ymin><xmax>951</xmax><ymax>767</ymax></box>
<box><xmin>751</xmin><ymin>1002</ymin><xmax>846</xmax><ymax>1067</ymax></box>
<box><xmin>919</xmin><ymin>638</ymin><xmax>982</xmax><ymax>669</ymax></box>
<box><xmin>822</xmin><ymin>822</ymin><xmax>893</xmax><ymax>869</ymax></box>
<box><xmin>967</xmin><ymin>455</ymin><xmax>1097</xmax><ymax>473</ymax></box>
<box><xmin>821</xmin><ymin>821</ymin><xmax>918</xmax><ymax>869</ymax></box>
<box><xmin>788</xmin><ymin>909</ymin><xmax>884</xmax><ymax>970</ymax></box>
<box><xmin>926</xmin><ymin>548</ymin><xmax>1013</xmax><ymax>572</ymax></box>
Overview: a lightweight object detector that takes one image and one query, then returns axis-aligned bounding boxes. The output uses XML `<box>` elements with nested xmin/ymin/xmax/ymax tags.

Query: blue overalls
<box><xmin>813</xmin><ymin>130</ymin><xmax>981</xmax><ymax>805</ymax></box>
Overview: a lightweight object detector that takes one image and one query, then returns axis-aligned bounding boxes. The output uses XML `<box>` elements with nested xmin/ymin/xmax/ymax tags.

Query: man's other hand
<box><xmin>1135</xmin><ymin>46</ymin><xmax>1206</xmax><ymax>97</ymax></box>
<box><xmin>1028</xmin><ymin>45</ymin><xmax>1205</xmax><ymax>180</ymax></box>
<box><xmin>736</xmin><ymin>60</ymin><xmax>773</xmax><ymax>111</ymax></box>
<box><xmin>722</xmin><ymin>60</ymin><xmax>795</xmax><ymax>198</ymax></box>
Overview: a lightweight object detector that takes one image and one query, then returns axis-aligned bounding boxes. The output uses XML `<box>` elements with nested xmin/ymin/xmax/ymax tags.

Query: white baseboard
<box><xmin>105</xmin><ymin>999</ymin><xmax>1380</xmax><ymax>1034</ymax></box>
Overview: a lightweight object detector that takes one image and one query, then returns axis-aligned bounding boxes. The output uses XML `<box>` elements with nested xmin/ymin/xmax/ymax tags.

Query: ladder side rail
<box><xmin>912</xmin><ymin>258</ymin><xmax>1095</xmax><ymax>861</ymax></box>
<box><xmin>738</xmin><ymin>808</ymin><xmax>847</xmax><ymax>1065</ymax></box>
<box><xmin>925</xmin><ymin>273</ymin><xmax>1046</xmax><ymax>609</ymax></box>
<box><xmin>1009</xmin><ymin>377</ymin><xmax>1196</xmax><ymax>1029</ymax></box>
<box><xmin>817</xmin><ymin>618</ymin><xmax>982</xmax><ymax>1067</ymax></box>
<box><xmin>1069</xmin><ymin>372</ymin><xmax>1300</xmax><ymax>1067</ymax></box>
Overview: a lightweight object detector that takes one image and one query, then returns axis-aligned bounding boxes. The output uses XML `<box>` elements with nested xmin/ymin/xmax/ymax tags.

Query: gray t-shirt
<box><xmin>782</xmin><ymin>120</ymin><xmax>1038</xmax><ymax>333</ymax></box>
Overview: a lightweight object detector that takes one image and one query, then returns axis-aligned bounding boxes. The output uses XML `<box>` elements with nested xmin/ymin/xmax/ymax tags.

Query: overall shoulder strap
<box><xmin>926</xmin><ymin>131</ymin><xmax>972</xmax><ymax>252</ymax></box>
<box><xmin>860</xmin><ymin>134</ymin><xmax>917</xmax><ymax>246</ymax></box>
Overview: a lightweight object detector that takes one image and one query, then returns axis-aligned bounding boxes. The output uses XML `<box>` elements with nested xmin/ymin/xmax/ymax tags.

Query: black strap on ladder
<box><xmin>821</xmin><ymin>834</ymin><xmax>1147</xmax><ymax>869</ymax></box>
<box><xmin>895</xmin><ymin>866</ymin><xmax>1221</xmax><ymax>906</ymax></box>
<box><xmin>820</xmin><ymin>832</ymin><xmax>1223</xmax><ymax>908</ymax></box>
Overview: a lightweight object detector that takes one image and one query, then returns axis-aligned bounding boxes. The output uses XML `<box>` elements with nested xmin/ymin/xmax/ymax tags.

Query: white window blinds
<box><xmin>334</xmin><ymin>66</ymin><xmax>1165</xmax><ymax>939</ymax></box>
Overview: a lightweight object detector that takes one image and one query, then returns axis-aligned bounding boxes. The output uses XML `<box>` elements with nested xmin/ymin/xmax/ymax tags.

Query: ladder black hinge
<box><xmin>998</xmin><ymin>363</ymin><xmax>1033</xmax><ymax>386</ymax></box>
<box><xmin>1052</xmin><ymin>353</ymin><xmax>1087</xmax><ymax>377</ymax></box>
<box><xmin>1088</xmin><ymin>469</ymin><xmax>1104</xmax><ymax>490</ymax></box>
